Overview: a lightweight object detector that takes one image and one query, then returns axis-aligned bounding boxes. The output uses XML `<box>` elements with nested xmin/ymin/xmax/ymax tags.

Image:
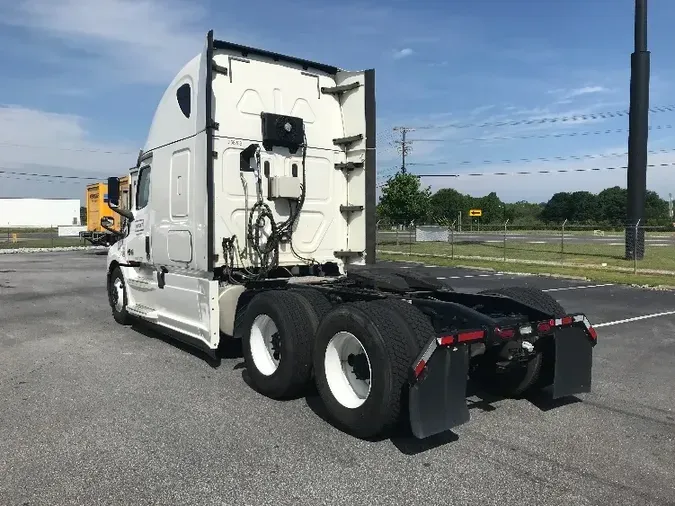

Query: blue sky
<box><xmin>1</xmin><ymin>0</ymin><xmax>675</xmax><ymax>203</ymax></box>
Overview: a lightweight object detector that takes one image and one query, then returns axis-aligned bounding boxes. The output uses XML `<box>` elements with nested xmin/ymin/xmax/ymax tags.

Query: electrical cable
<box><xmin>406</xmin><ymin>104</ymin><xmax>675</xmax><ymax>131</ymax></box>
<box><xmin>376</xmin><ymin>161</ymin><xmax>675</xmax><ymax>188</ymax></box>
<box><xmin>0</xmin><ymin>168</ymin><xmax>106</xmax><ymax>180</ymax></box>
<box><xmin>409</xmin><ymin>124</ymin><xmax>675</xmax><ymax>144</ymax></box>
<box><xmin>224</xmin><ymin>134</ymin><xmax>315</xmax><ymax>282</ymax></box>
<box><xmin>408</xmin><ymin>147</ymin><xmax>675</xmax><ymax>168</ymax></box>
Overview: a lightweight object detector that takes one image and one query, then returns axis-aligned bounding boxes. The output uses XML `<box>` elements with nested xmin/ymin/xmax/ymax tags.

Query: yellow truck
<box><xmin>80</xmin><ymin>176</ymin><xmax>131</xmax><ymax>246</ymax></box>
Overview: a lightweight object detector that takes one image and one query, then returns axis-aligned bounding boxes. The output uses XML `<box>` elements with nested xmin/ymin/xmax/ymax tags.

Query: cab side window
<box><xmin>136</xmin><ymin>166</ymin><xmax>151</xmax><ymax>210</ymax></box>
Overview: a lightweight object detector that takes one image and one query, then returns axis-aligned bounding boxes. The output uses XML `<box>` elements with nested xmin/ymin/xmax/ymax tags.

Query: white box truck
<box><xmin>104</xmin><ymin>30</ymin><xmax>597</xmax><ymax>440</ymax></box>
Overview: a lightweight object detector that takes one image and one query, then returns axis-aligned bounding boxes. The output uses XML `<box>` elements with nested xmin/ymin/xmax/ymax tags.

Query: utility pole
<box><xmin>393</xmin><ymin>126</ymin><xmax>414</xmax><ymax>174</ymax></box>
<box><xmin>669</xmin><ymin>193</ymin><xmax>673</xmax><ymax>219</ymax></box>
<box><xmin>625</xmin><ymin>0</ymin><xmax>650</xmax><ymax>261</ymax></box>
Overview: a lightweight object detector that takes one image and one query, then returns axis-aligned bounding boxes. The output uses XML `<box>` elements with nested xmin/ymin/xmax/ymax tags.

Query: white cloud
<box><xmin>548</xmin><ymin>85</ymin><xmax>613</xmax><ymax>102</ymax></box>
<box><xmin>392</xmin><ymin>48</ymin><xmax>414</xmax><ymax>60</ymax></box>
<box><xmin>0</xmin><ymin>106</ymin><xmax>136</xmax><ymax>200</ymax></box>
<box><xmin>0</xmin><ymin>0</ymin><xmax>234</xmax><ymax>85</ymax></box>
<box><xmin>566</xmin><ymin>85</ymin><xmax>609</xmax><ymax>97</ymax></box>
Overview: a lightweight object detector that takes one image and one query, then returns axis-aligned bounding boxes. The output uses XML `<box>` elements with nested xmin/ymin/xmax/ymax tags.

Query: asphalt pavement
<box><xmin>1</xmin><ymin>251</ymin><xmax>674</xmax><ymax>505</ymax></box>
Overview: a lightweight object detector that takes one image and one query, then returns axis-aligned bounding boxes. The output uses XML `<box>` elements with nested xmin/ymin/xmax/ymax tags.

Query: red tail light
<box><xmin>438</xmin><ymin>335</ymin><xmax>455</xmax><ymax>346</ymax></box>
<box><xmin>537</xmin><ymin>322</ymin><xmax>551</xmax><ymax>333</ymax></box>
<box><xmin>494</xmin><ymin>327</ymin><xmax>515</xmax><ymax>339</ymax></box>
<box><xmin>457</xmin><ymin>330</ymin><xmax>485</xmax><ymax>343</ymax></box>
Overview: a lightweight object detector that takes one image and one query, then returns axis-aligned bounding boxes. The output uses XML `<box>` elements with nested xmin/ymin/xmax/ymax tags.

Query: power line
<box><xmin>405</xmin><ymin>104</ymin><xmax>675</xmax><ymax>131</ymax></box>
<box><xmin>0</xmin><ymin>168</ymin><xmax>106</xmax><ymax>181</ymax></box>
<box><xmin>409</xmin><ymin>124</ymin><xmax>675</xmax><ymax>144</ymax></box>
<box><xmin>376</xmin><ymin>160</ymin><xmax>675</xmax><ymax>188</ymax></box>
<box><xmin>408</xmin><ymin>147</ymin><xmax>675</xmax><ymax>168</ymax></box>
<box><xmin>0</xmin><ymin>174</ymin><xmax>84</xmax><ymax>185</ymax></box>
<box><xmin>0</xmin><ymin>141</ymin><xmax>136</xmax><ymax>155</ymax></box>
<box><xmin>412</xmin><ymin>161</ymin><xmax>675</xmax><ymax>179</ymax></box>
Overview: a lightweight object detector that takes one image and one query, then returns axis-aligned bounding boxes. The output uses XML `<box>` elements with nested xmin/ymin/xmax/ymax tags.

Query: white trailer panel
<box><xmin>0</xmin><ymin>198</ymin><xmax>81</xmax><ymax>228</ymax></box>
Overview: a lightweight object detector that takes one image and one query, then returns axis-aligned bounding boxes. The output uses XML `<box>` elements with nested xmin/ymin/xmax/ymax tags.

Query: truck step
<box><xmin>333</xmin><ymin>134</ymin><xmax>363</xmax><ymax>147</ymax></box>
<box><xmin>126</xmin><ymin>277</ymin><xmax>155</xmax><ymax>291</ymax></box>
<box><xmin>320</xmin><ymin>82</ymin><xmax>360</xmax><ymax>95</ymax></box>
<box><xmin>340</xmin><ymin>205</ymin><xmax>364</xmax><ymax>213</ymax></box>
<box><xmin>334</xmin><ymin>250</ymin><xmax>364</xmax><ymax>258</ymax></box>
<box><xmin>334</xmin><ymin>161</ymin><xmax>364</xmax><ymax>171</ymax></box>
<box><xmin>127</xmin><ymin>304</ymin><xmax>159</xmax><ymax>320</ymax></box>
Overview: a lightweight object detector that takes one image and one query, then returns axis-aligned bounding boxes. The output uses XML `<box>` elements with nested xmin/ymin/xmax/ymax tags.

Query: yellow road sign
<box><xmin>469</xmin><ymin>209</ymin><xmax>482</xmax><ymax>217</ymax></box>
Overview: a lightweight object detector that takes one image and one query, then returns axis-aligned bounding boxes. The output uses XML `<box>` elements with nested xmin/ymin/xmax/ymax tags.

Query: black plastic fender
<box><xmin>552</xmin><ymin>326</ymin><xmax>594</xmax><ymax>398</ymax></box>
<box><xmin>408</xmin><ymin>345</ymin><xmax>471</xmax><ymax>439</ymax></box>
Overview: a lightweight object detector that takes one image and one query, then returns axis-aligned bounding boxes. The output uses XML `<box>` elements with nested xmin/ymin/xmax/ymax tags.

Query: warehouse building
<box><xmin>0</xmin><ymin>198</ymin><xmax>81</xmax><ymax>228</ymax></box>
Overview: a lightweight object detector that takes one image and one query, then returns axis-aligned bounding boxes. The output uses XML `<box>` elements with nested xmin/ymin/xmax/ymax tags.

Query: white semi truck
<box><xmin>104</xmin><ymin>30</ymin><xmax>597</xmax><ymax>440</ymax></box>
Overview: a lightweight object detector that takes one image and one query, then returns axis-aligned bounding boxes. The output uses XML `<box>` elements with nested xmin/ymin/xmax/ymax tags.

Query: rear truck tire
<box><xmin>288</xmin><ymin>287</ymin><xmax>333</xmax><ymax>321</ymax></box>
<box><xmin>239</xmin><ymin>289</ymin><xmax>324</xmax><ymax>399</ymax></box>
<box><xmin>470</xmin><ymin>286</ymin><xmax>566</xmax><ymax>397</ymax></box>
<box><xmin>108</xmin><ymin>266</ymin><xmax>131</xmax><ymax>325</ymax></box>
<box><xmin>312</xmin><ymin>300</ymin><xmax>428</xmax><ymax>440</ymax></box>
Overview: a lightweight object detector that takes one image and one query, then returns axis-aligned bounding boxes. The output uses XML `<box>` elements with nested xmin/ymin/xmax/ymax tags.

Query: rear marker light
<box><xmin>537</xmin><ymin>322</ymin><xmax>551</xmax><ymax>333</ymax></box>
<box><xmin>457</xmin><ymin>330</ymin><xmax>485</xmax><ymax>343</ymax></box>
<box><xmin>494</xmin><ymin>327</ymin><xmax>515</xmax><ymax>339</ymax></box>
<box><xmin>561</xmin><ymin>316</ymin><xmax>574</xmax><ymax>325</ymax></box>
<box><xmin>588</xmin><ymin>326</ymin><xmax>598</xmax><ymax>340</ymax></box>
<box><xmin>439</xmin><ymin>335</ymin><xmax>455</xmax><ymax>346</ymax></box>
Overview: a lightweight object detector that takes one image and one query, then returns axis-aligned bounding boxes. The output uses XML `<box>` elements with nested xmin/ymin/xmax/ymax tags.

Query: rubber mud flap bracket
<box><xmin>408</xmin><ymin>346</ymin><xmax>470</xmax><ymax>439</ymax></box>
<box><xmin>552</xmin><ymin>326</ymin><xmax>593</xmax><ymax>399</ymax></box>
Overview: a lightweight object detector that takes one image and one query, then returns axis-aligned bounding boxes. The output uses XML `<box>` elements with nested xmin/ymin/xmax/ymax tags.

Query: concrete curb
<box><xmin>0</xmin><ymin>246</ymin><xmax>106</xmax><ymax>255</ymax></box>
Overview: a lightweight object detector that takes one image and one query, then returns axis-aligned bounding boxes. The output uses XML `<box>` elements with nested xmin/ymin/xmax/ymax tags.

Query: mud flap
<box><xmin>408</xmin><ymin>345</ymin><xmax>470</xmax><ymax>439</ymax></box>
<box><xmin>552</xmin><ymin>326</ymin><xmax>593</xmax><ymax>398</ymax></box>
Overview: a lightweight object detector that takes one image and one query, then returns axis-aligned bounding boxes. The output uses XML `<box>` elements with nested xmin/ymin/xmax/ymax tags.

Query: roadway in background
<box><xmin>1</xmin><ymin>252</ymin><xmax>674</xmax><ymax>505</ymax></box>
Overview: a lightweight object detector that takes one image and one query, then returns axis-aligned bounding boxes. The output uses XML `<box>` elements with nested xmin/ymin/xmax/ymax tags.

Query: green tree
<box><xmin>475</xmin><ymin>191</ymin><xmax>503</xmax><ymax>223</ymax></box>
<box><xmin>377</xmin><ymin>172</ymin><xmax>431</xmax><ymax>225</ymax></box>
<box><xmin>504</xmin><ymin>201</ymin><xmax>544</xmax><ymax>225</ymax></box>
<box><xmin>644</xmin><ymin>190</ymin><xmax>669</xmax><ymax>224</ymax></box>
<box><xmin>597</xmin><ymin>186</ymin><xmax>626</xmax><ymax>224</ymax></box>
<box><xmin>540</xmin><ymin>192</ymin><xmax>574</xmax><ymax>223</ymax></box>
<box><xmin>429</xmin><ymin>188</ymin><xmax>466</xmax><ymax>224</ymax></box>
<box><xmin>569</xmin><ymin>191</ymin><xmax>597</xmax><ymax>223</ymax></box>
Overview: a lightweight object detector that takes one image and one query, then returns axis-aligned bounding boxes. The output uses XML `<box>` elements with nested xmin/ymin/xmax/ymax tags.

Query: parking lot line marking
<box><xmin>542</xmin><ymin>283</ymin><xmax>615</xmax><ymax>292</ymax></box>
<box><xmin>595</xmin><ymin>310</ymin><xmax>675</xmax><ymax>328</ymax></box>
<box><xmin>436</xmin><ymin>276</ymin><xmax>446</xmax><ymax>280</ymax></box>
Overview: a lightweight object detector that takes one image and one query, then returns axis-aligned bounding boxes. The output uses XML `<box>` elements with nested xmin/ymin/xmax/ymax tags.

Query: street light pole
<box><xmin>625</xmin><ymin>0</ymin><xmax>650</xmax><ymax>260</ymax></box>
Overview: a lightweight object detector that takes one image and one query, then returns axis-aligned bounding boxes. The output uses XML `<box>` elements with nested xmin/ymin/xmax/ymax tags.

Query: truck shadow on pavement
<box><xmin>129</xmin><ymin>320</ymin><xmax>225</xmax><ymax>368</ymax></box>
<box><xmin>131</xmin><ymin>321</ymin><xmax>581</xmax><ymax>454</ymax></box>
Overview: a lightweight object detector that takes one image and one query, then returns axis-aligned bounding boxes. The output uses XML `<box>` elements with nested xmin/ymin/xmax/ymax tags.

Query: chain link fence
<box><xmin>377</xmin><ymin>220</ymin><xmax>675</xmax><ymax>276</ymax></box>
<box><xmin>0</xmin><ymin>227</ymin><xmax>88</xmax><ymax>250</ymax></box>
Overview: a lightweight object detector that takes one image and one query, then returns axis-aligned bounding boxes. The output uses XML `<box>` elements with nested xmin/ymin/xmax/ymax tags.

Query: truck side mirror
<box><xmin>107</xmin><ymin>177</ymin><xmax>120</xmax><ymax>207</ymax></box>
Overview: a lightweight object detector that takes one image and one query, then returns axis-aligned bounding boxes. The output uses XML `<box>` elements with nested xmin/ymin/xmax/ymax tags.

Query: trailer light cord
<box><xmin>222</xmin><ymin>135</ymin><xmax>319</xmax><ymax>281</ymax></box>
